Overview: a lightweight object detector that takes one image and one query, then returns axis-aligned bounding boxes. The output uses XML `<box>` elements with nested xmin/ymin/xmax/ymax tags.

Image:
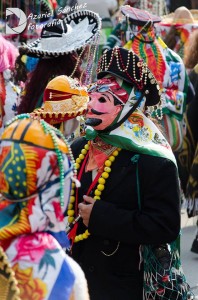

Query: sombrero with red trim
<box><xmin>32</xmin><ymin>75</ymin><xmax>89</xmax><ymax>124</ymax></box>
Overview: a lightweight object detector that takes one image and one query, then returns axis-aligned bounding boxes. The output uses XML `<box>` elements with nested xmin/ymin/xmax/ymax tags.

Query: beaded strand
<box><xmin>70</xmin><ymin>47</ymin><xmax>85</xmax><ymax>78</ymax></box>
<box><xmin>84</xmin><ymin>33</ymin><xmax>100</xmax><ymax>85</ymax></box>
<box><xmin>97</xmin><ymin>47</ymin><xmax>150</xmax><ymax>91</ymax></box>
<box><xmin>67</xmin><ymin>142</ymin><xmax>121</xmax><ymax>243</ymax></box>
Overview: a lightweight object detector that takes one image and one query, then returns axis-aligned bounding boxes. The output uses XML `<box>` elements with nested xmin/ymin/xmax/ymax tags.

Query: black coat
<box><xmin>71</xmin><ymin>137</ymin><xmax>181</xmax><ymax>300</ymax></box>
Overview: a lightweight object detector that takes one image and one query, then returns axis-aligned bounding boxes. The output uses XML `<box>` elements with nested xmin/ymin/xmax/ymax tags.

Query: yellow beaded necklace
<box><xmin>67</xmin><ymin>141</ymin><xmax>121</xmax><ymax>243</ymax></box>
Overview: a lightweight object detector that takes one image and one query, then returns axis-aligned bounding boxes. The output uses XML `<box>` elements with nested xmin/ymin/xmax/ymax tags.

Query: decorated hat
<box><xmin>156</xmin><ymin>8</ymin><xmax>198</xmax><ymax>56</ymax></box>
<box><xmin>120</xmin><ymin>5</ymin><xmax>161</xmax><ymax>26</ymax></box>
<box><xmin>0</xmin><ymin>115</ymin><xmax>72</xmax><ymax>205</ymax></box>
<box><xmin>1</xmin><ymin>116</ymin><xmax>68</xmax><ymax>153</ymax></box>
<box><xmin>19</xmin><ymin>9</ymin><xmax>101</xmax><ymax>58</ymax></box>
<box><xmin>32</xmin><ymin>75</ymin><xmax>89</xmax><ymax>124</ymax></box>
<box><xmin>97</xmin><ymin>47</ymin><xmax>162</xmax><ymax>106</ymax></box>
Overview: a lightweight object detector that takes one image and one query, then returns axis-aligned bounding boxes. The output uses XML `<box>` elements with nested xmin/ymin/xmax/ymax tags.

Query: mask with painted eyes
<box><xmin>86</xmin><ymin>84</ymin><xmax>124</xmax><ymax>130</ymax></box>
<box><xmin>85</xmin><ymin>77</ymin><xmax>131</xmax><ymax>131</ymax></box>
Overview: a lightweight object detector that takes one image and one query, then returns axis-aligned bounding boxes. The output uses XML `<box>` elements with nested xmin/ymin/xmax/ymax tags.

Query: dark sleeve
<box><xmin>88</xmin><ymin>157</ymin><xmax>181</xmax><ymax>245</ymax></box>
<box><xmin>186</xmin><ymin>79</ymin><xmax>195</xmax><ymax>105</ymax></box>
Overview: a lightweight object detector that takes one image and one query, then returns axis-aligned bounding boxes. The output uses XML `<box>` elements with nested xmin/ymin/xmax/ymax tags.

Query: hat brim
<box><xmin>160</xmin><ymin>9</ymin><xmax>198</xmax><ymax>25</ymax></box>
<box><xmin>121</xmin><ymin>6</ymin><xmax>161</xmax><ymax>26</ymax></box>
<box><xmin>32</xmin><ymin>107</ymin><xmax>87</xmax><ymax>125</ymax></box>
<box><xmin>97</xmin><ymin>48</ymin><xmax>161</xmax><ymax>106</ymax></box>
<box><xmin>19</xmin><ymin>10</ymin><xmax>101</xmax><ymax>58</ymax></box>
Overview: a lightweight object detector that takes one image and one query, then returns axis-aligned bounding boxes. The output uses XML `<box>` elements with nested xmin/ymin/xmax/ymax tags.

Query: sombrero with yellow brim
<box><xmin>32</xmin><ymin>75</ymin><xmax>89</xmax><ymax>125</ymax></box>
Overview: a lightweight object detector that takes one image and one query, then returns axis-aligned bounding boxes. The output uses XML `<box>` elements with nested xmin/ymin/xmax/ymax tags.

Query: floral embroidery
<box><xmin>13</xmin><ymin>234</ymin><xmax>58</xmax><ymax>264</ymax></box>
<box><xmin>39</xmin><ymin>249</ymin><xmax>60</xmax><ymax>279</ymax></box>
<box><xmin>12</xmin><ymin>263</ymin><xmax>48</xmax><ymax>300</ymax></box>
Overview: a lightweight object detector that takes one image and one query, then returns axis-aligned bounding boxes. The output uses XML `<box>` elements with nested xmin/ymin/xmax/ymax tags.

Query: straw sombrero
<box><xmin>160</xmin><ymin>8</ymin><xmax>198</xmax><ymax>25</ymax></box>
<box><xmin>156</xmin><ymin>8</ymin><xmax>198</xmax><ymax>47</ymax></box>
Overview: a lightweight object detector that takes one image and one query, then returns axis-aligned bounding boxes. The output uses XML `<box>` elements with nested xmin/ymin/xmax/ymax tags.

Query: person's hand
<box><xmin>78</xmin><ymin>195</ymin><xmax>95</xmax><ymax>227</ymax></box>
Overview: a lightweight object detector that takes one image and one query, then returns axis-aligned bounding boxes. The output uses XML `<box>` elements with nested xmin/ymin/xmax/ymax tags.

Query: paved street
<box><xmin>181</xmin><ymin>210</ymin><xmax>198</xmax><ymax>299</ymax></box>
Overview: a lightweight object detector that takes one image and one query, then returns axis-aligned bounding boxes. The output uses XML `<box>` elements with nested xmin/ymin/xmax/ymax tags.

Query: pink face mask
<box><xmin>86</xmin><ymin>89</ymin><xmax>123</xmax><ymax>130</ymax></box>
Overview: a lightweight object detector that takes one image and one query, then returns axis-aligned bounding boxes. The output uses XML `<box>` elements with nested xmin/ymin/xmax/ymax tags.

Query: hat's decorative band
<box><xmin>33</xmin><ymin>108</ymin><xmax>87</xmax><ymax>124</ymax></box>
<box><xmin>97</xmin><ymin>47</ymin><xmax>148</xmax><ymax>90</ymax></box>
<box><xmin>44</xmin><ymin>89</ymin><xmax>87</xmax><ymax>101</ymax></box>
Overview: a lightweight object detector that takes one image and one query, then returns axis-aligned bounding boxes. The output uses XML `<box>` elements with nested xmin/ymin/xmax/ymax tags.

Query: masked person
<box><xmin>66</xmin><ymin>47</ymin><xmax>181</xmax><ymax>300</ymax></box>
<box><xmin>0</xmin><ymin>34</ymin><xmax>19</xmax><ymax>136</ymax></box>
<box><xmin>159</xmin><ymin>6</ymin><xmax>198</xmax><ymax>60</ymax></box>
<box><xmin>0</xmin><ymin>115</ymin><xmax>89</xmax><ymax>300</ymax></box>
<box><xmin>103</xmin><ymin>7</ymin><xmax>194</xmax><ymax>158</ymax></box>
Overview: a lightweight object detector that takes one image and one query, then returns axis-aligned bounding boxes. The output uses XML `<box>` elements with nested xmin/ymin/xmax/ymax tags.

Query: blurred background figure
<box><xmin>120</xmin><ymin>0</ymin><xmax>168</xmax><ymax>15</ymax></box>
<box><xmin>183</xmin><ymin>27</ymin><xmax>198</xmax><ymax>72</ymax></box>
<box><xmin>0</xmin><ymin>34</ymin><xmax>18</xmax><ymax>135</ymax></box>
<box><xmin>177</xmin><ymin>29</ymin><xmax>198</xmax><ymax>254</ymax></box>
<box><xmin>78</xmin><ymin>0</ymin><xmax>118</xmax><ymax>57</ymax></box>
<box><xmin>134</xmin><ymin>0</ymin><xmax>168</xmax><ymax>15</ymax></box>
<box><xmin>102</xmin><ymin>0</ymin><xmax>169</xmax><ymax>52</ymax></box>
<box><xmin>115</xmin><ymin>6</ymin><xmax>192</xmax><ymax>158</ymax></box>
<box><xmin>13</xmin><ymin>53</ymin><xmax>39</xmax><ymax>87</ymax></box>
<box><xmin>156</xmin><ymin>6</ymin><xmax>198</xmax><ymax>59</ymax></box>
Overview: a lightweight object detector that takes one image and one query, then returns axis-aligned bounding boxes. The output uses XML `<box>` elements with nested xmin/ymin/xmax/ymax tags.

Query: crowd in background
<box><xmin>0</xmin><ymin>0</ymin><xmax>198</xmax><ymax>299</ymax></box>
